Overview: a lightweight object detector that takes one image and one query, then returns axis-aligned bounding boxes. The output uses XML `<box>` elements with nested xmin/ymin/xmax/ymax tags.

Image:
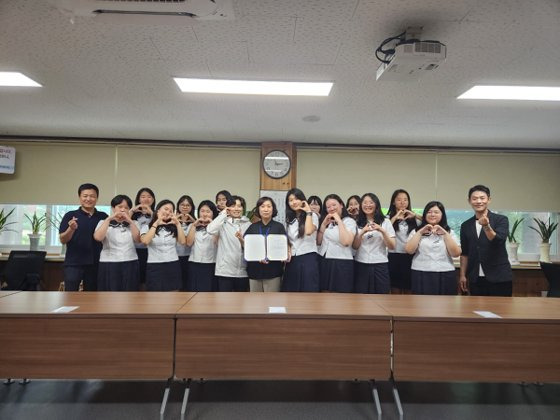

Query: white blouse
<box><xmin>319</xmin><ymin>217</ymin><xmax>357</xmax><ymax>260</ymax></box>
<box><xmin>187</xmin><ymin>225</ymin><xmax>218</xmax><ymax>264</ymax></box>
<box><xmin>176</xmin><ymin>222</ymin><xmax>192</xmax><ymax>257</ymax></box>
<box><xmin>408</xmin><ymin>228</ymin><xmax>459</xmax><ymax>272</ymax></box>
<box><xmin>389</xmin><ymin>220</ymin><xmax>418</xmax><ymax>254</ymax></box>
<box><xmin>134</xmin><ymin>214</ymin><xmax>151</xmax><ymax>249</ymax></box>
<box><xmin>141</xmin><ymin>225</ymin><xmax>179</xmax><ymax>263</ymax></box>
<box><xmin>354</xmin><ymin>218</ymin><xmax>396</xmax><ymax>264</ymax></box>
<box><xmin>286</xmin><ymin>213</ymin><xmax>318</xmax><ymax>257</ymax></box>
<box><xmin>96</xmin><ymin>221</ymin><xmax>138</xmax><ymax>262</ymax></box>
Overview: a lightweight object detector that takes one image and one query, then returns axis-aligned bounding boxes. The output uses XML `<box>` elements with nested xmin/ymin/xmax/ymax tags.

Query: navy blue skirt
<box><xmin>411</xmin><ymin>270</ymin><xmax>457</xmax><ymax>295</ymax></box>
<box><xmin>135</xmin><ymin>248</ymin><xmax>148</xmax><ymax>284</ymax></box>
<box><xmin>97</xmin><ymin>260</ymin><xmax>140</xmax><ymax>291</ymax></box>
<box><xmin>388</xmin><ymin>252</ymin><xmax>413</xmax><ymax>290</ymax></box>
<box><xmin>188</xmin><ymin>262</ymin><xmax>217</xmax><ymax>292</ymax></box>
<box><xmin>146</xmin><ymin>261</ymin><xmax>182</xmax><ymax>291</ymax></box>
<box><xmin>216</xmin><ymin>276</ymin><xmax>249</xmax><ymax>292</ymax></box>
<box><xmin>354</xmin><ymin>261</ymin><xmax>390</xmax><ymax>294</ymax></box>
<box><xmin>320</xmin><ymin>258</ymin><xmax>354</xmax><ymax>293</ymax></box>
<box><xmin>179</xmin><ymin>255</ymin><xmax>190</xmax><ymax>291</ymax></box>
<box><xmin>282</xmin><ymin>252</ymin><xmax>320</xmax><ymax>292</ymax></box>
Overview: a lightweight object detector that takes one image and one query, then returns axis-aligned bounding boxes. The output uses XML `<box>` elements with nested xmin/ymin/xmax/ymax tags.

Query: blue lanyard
<box><xmin>259</xmin><ymin>225</ymin><xmax>271</xmax><ymax>237</ymax></box>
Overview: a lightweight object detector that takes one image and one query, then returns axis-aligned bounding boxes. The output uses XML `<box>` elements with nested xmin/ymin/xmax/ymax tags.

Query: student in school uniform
<box><xmin>207</xmin><ymin>195</ymin><xmax>251</xmax><ymax>292</ymax></box>
<box><xmin>130</xmin><ymin>187</ymin><xmax>156</xmax><ymax>288</ymax></box>
<box><xmin>186</xmin><ymin>200</ymin><xmax>219</xmax><ymax>292</ymax></box>
<box><xmin>283</xmin><ymin>188</ymin><xmax>320</xmax><ymax>292</ymax></box>
<box><xmin>405</xmin><ymin>201</ymin><xmax>461</xmax><ymax>295</ymax></box>
<box><xmin>244</xmin><ymin>197</ymin><xmax>287</xmax><ymax>292</ymax></box>
<box><xmin>346</xmin><ymin>195</ymin><xmax>361</xmax><ymax>221</ymax></box>
<box><xmin>386</xmin><ymin>189</ymin><xmax>421</xmax><ymax>294</ymax></box>
<box><xmin>307</xmin><ymin>195</ymin><xmax>322</xmax><ymax>217</ymax></box>
<box><xmin>317</xmin><ymin>194</ymin><xmax>357</xmax><ymax>293</ymax></box>
<box><xmin>352</xmin><ymin>193</ymin><xmax>396</xmax><ymax>294</ymax></box>
<box><xmin>94</xmin><ymin>194</ymin><xmax>140</xmax><ymax>291</ymax></box>
<box><xmin>176</xmin><ymin>195</ymin><xmax>195</xmax><ymax>291</ymax></box>
<box><xmin>141</xmin><ymin>199</ymin><xmax>186</xmax><ymax>291</ymax></box>
<box><xmin>215</xmin><ymin>190</ymin><xmax>232</xmax><ymax>212</ymax></box>
<box><xmin>59</xmin><ymin>183</ymin><xmax>108</xmax><ymax>291</ymax></box>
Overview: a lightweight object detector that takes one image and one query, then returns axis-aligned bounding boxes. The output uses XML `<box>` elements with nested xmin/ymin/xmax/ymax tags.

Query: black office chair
<box><xmin>540</xmin><ymin>262</ymin><xmax>560</xmax><ymax>298</ymax></box>
<box><xmin>0</xmin><ymin>251</ymin><xmax>47</xmax><ymax>291</ymax></box>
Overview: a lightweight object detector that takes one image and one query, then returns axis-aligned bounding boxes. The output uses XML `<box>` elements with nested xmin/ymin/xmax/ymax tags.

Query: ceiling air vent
<box><xmin>47</xmin><ymin>0</ymin><xmax>234</xmax><ymax>21</ymax></box>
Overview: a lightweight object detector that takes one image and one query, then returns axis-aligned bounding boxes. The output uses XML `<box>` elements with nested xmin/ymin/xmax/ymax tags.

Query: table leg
<box><xmin>160</xmin><ymin>378</ymin><xmax>172</xmax><ymax>420</ymax></box>
<box><xmin>391</xmin><ymin>378</ymin><xmax>404</xmax><ymax>420</ymax></box>
<box><xmin>180</xmin><ymin>379</ymin><xmax>192</xmax><ymax>420</ymax></box>
<box><xmin>369</xmin><ymin>380</ymin><xmax>382</xmax><ymax>420</ymax></box>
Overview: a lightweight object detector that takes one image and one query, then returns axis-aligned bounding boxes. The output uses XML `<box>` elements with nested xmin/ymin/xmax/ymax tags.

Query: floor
<box><xmin>1</xmin><ymin>379</ymin><xmax>559</xmax><ymax>420</ymax></box>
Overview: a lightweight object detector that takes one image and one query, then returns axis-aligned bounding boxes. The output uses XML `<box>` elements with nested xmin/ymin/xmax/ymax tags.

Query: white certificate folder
<box><xmin>244</xmin><ymin>234</ymin><xmax>288</xmax><ymax>261</ymax></box>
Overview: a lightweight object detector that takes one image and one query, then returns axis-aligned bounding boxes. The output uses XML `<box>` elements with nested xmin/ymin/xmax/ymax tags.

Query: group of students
<box><xmin>59</xmin><ymin>183</ymin><xmax>513</xmax><ymax>297</ymax></box>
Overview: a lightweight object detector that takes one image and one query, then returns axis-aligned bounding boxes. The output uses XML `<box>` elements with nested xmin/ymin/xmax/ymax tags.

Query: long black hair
<box><xmin>417</xmin><ymin>201</ymin><xmax>451</xmax><ymax>233</ymax></box>
<box><xmin>285</xmin><ymin>188</ymin><xmax>308</xmax><ymax>239</ymax></box>
<box><xmin>132</xmin><ymin>187</ymin><xmax>156</xmax><ymax>221</ymax></box>
<box><xmin>321</xmin><ymin>194</ymin><xmax>350</xmax><ymax>224</ymax></box>
<box><xmin>148</xmin><ymin>199</ymin><xmax>178</xmax><ymax>237</ymax></box>
<box><xmin>387</xmin><ymin>189</ymin><xmax>417</xmax><ymax>235</ymax></box>
<box><xmin>356</xmin><ymin>193</ymin><xmax>385</xmax><ymax>228</ymax></box>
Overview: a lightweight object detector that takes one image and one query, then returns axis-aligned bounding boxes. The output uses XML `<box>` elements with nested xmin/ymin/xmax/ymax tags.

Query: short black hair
<box><xmin>468</xmin><ymin>185</ymin><xmax>491</xmax><ymax>199</ymax></box>
<box><xmin>197</xmin><ymin>200</ymin><xmax>219</xmax><ymax>220</ymax></box>
<box><xmin>231</xmin><ymin>195</ymin><xmax>246</xmax><ymax>213</ymax></box>
<box><xmin>255</xmin><ymin>196</ymin><xmax>278</xmax><ymax>219</ymax></box>
<box><xmin>110</xmin><ymin>194</ymin><xmax>132</xmax><ymax>208</ymax></box>
<box><xmin>215</xmin><ymin>190</ymin><xmax>232</xmax><ymax>202</ymax></box>
<box><xmin>78</xmin><ymin>183</ymin><xmax>99</xmax><ymax>196</ymax></box>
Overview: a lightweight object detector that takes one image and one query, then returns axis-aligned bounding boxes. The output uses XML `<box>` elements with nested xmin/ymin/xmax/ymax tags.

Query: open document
<box><xmin>244</xmin><ymin>234</ymin><xmax>288</xmax><ymax>261</ymax></box>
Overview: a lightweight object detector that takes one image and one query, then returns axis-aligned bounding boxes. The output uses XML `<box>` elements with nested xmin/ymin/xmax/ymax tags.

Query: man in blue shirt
<box><xmin>59</xmin><ymin>183</ymin><xmax>108</xmax><ymax>291</ymax></box>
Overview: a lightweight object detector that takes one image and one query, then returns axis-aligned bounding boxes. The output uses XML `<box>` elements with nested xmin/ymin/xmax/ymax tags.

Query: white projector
<box><xmin>376</xmin><ymin>41</ymin><xmax>446</xmax><ymax>81</ymax></box>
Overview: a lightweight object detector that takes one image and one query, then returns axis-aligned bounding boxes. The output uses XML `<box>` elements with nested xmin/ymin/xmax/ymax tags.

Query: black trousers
<box><xmin>470</xmin><ymin>277</ymin><xmax>512</xmax><ymax>297</ymax></box>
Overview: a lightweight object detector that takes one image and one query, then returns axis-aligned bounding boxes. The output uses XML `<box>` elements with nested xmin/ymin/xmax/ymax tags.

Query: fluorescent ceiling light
<box><xmin>458</xmin><ymin>85</ymin><xmax>560</xmax><ymax>101</ymax></box>
<box><xmin>0</xmin><ymin>72</ymin><xmax>41</xmax><ymax>87</ymax></box>
<box><xmin>173</xmin><ymin>78</ymin><xmax>332</xmax><ymax>96</ymax></box>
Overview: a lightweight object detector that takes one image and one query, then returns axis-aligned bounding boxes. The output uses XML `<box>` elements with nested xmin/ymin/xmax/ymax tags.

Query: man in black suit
<box><xmin>459</xmin><ymin>185</ymin><xmax>513</xmax><ymax>296</ymax></box>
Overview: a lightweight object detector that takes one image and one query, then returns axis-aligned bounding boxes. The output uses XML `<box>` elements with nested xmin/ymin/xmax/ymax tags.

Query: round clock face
<box><xmin>263</xmin><ymin>150</ymin><xmax>291</xmax><ymax>179</ymax></box>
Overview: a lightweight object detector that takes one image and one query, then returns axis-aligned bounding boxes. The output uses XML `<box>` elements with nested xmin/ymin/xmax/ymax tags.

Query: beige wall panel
<box><xmin>116</xmin><ymin>145</ymin><xmax>260</xmax><ymax>209</ymax></box>
<box><xmin>0</xmin><ymin>142</ymin><xmax>116</xmax><ymax>205</ymax></box>
<box><xmin>297</xmin><ymin>149</ymin><xmax>437</xmax><ymax>209</ymax></box>
<box><xmin>436</xmin><ymin>152</ymin><xmax>560</xmax><ymax>211</ymax></box>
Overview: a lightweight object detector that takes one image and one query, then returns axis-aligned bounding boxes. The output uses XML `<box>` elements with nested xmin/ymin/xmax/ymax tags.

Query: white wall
<box><xmin>1</xmin><ymin>141</ymin><xmax>559</xmax><ymax>212</ymax></box>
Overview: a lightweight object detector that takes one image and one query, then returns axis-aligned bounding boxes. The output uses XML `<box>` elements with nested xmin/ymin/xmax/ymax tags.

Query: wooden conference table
<box><xmin>175</xmin><ymin>292</ymin><xmax>392</xmax><ymax>381</ymax></box>
<box><xmin>373</xmin><ymin>295</ymin><xmax>560</xmax><ymax>383</ymax></box>
<box><xmin>0</xmin><ymin>291</ymin><xmax>195</xmax><ymax>380</ymax></box>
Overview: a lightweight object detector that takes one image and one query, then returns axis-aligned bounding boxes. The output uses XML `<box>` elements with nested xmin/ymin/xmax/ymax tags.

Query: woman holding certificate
<box><xmin>243</xmin><ymin>197</ymin><xmax>287</xmax><ymax>292</ymax></box>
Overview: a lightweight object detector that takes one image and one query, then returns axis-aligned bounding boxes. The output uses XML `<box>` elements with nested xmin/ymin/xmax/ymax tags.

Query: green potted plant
<box><xmin>530</xmin><ymin>218</ymin><xmax>558</xmax><ymax>263</ymax></box>
<box><xmin>506</xmin><ymin>218</ymin><xmax>523</xmax><ymax>264</ymax></box>
<box><xmin>46</xmin><ymin>212</ymin><xmax>65</xmax><ymax>255</ymax></box>
<box><xmin>24</xmin><ymin>211</ymin><xmax>47</xmax><ymax>251</ymax></box>
<box><xmin>0</xmin><ymin>208</ymin><xmax>17</xmax><ymax>255</ymax></box>
<box><xmin>0</xmin><ymin>208</ymin><xmax>16</xmax><ymax>235</ymax></box>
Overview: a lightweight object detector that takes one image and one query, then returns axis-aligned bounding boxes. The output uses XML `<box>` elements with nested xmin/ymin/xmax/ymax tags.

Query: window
<box><xmin>0</xmin><ymin>204</ymin><xmax>110</xmax><ymax>252</ymax></box>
